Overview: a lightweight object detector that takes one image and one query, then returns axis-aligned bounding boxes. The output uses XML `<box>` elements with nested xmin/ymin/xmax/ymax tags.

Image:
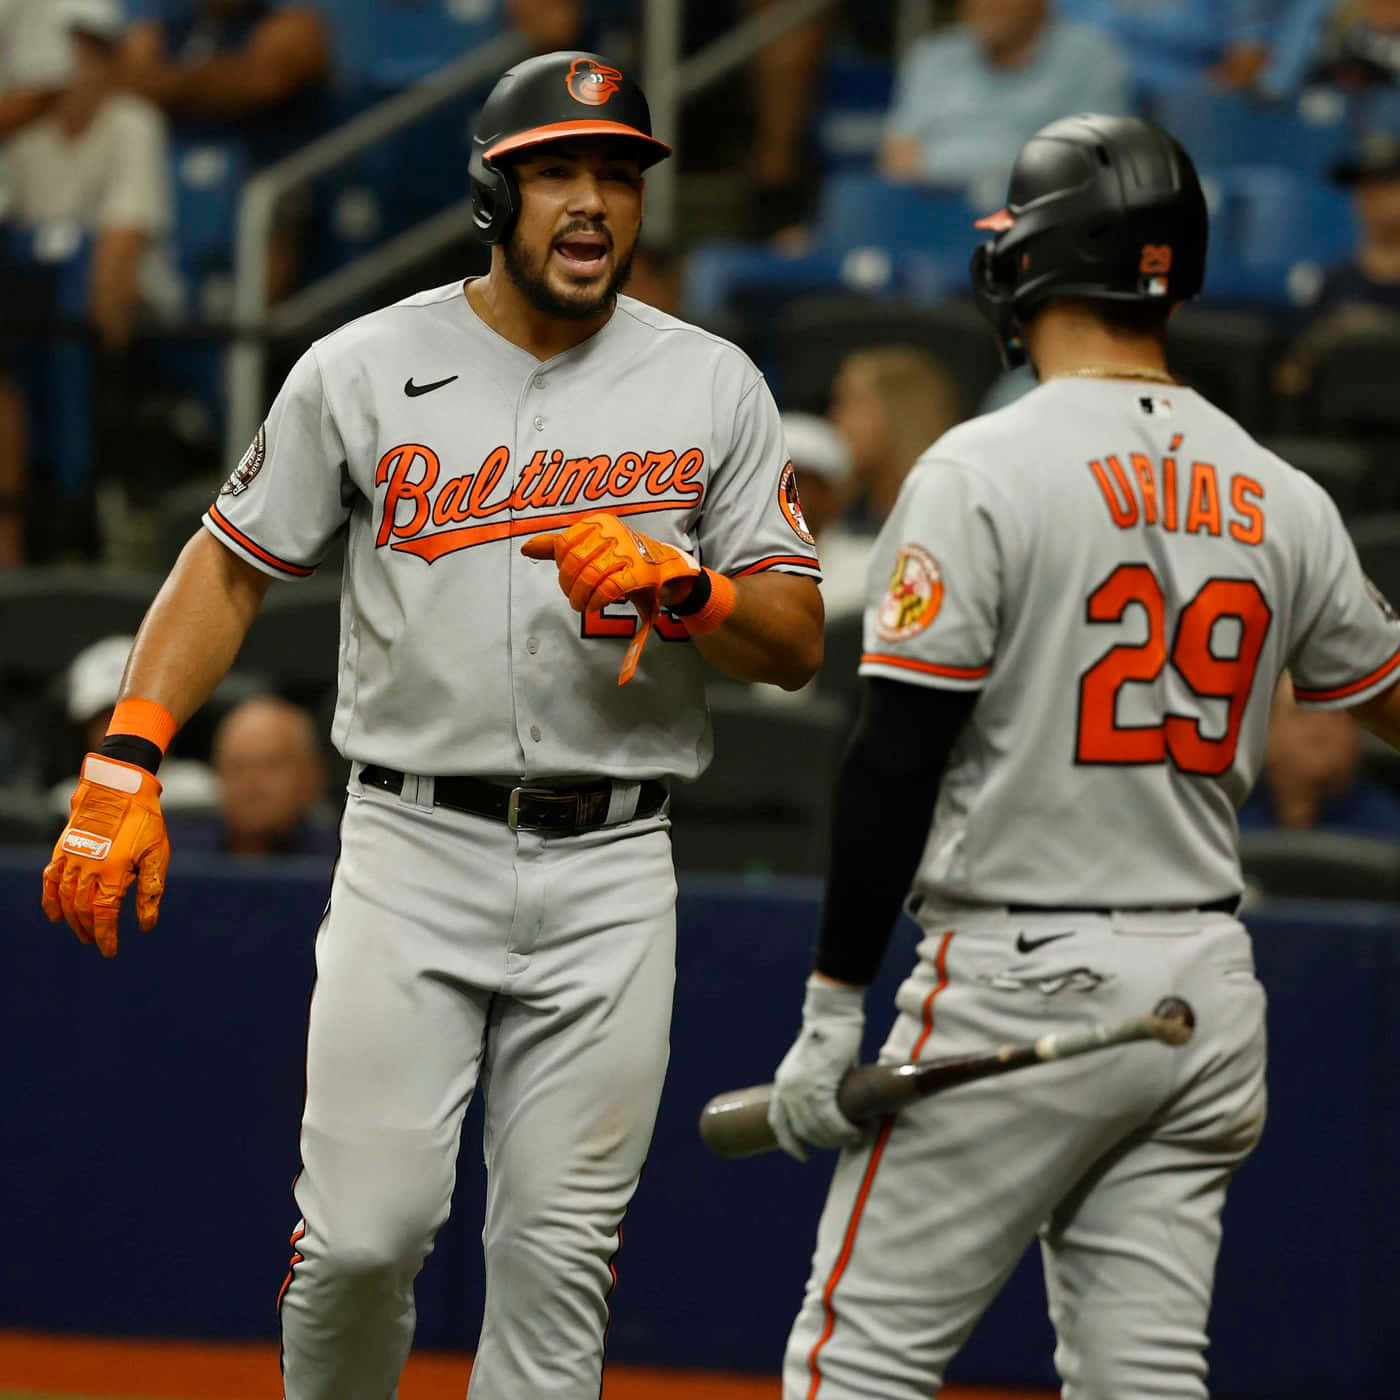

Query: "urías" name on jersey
<box><xmin>374</xmin><ymin>443</ymin><xmax>705</xmax><ymax>562</ymax></box>
<box><xmin>1088</xmin><ymin>433</ymin><xmax>1264</xmax><ymax>545</ymax></box>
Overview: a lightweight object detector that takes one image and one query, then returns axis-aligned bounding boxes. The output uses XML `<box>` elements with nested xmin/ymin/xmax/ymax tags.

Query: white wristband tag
<box><xmin>82</xmin><ymin>755</ymin><xmax>143</xmax><ymax>793</ymax></box>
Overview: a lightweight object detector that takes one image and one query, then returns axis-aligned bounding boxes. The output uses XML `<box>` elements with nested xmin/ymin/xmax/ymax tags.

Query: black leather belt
<box><xmin>357</xmin><ymin>765</ymin><xmax>668</xmax><ymax>835</ymax></box>
<box><xmin>1004</xmin><ymin>895</ymin><xmax>1241</xmax><ymax>916</ymax></box>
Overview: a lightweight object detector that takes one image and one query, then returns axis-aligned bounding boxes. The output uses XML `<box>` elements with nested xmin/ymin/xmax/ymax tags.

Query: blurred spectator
<box><xmin>1305</xmin><ymin>0</ymin><xmax>1400</xmax><ymax>91</ymax></box>
<box><xmin>50</xmin><ymin>634</ymin><xmax>218</xmax><ymax>815</ymax></box>
<box><xmin>0</xmin><ymin>0</ymin><xmax>172</xmax><ymax>563</ymax></box>
<box><xmin>747</xmin><ymin>0</ymin><xmax>829</xmax><ymax>237</ymax></box>
<box><xmin>1277</xmin><ymin>130</ymin><xmax>1400</xmax><ymax>395</ymax></box>
<box><xmin>781</xmin><ymin>410</ymin><xmax>869</xmax><ymax>618</ymax></box>
<box><xmin>880</xmin><ymin>0</ymin><xmax>1130</xmax><ymax>191</ymax></box>
<box><xmin>1056</xmin><ymin>0</ymin><xmax>1273</xmax><ymax>98</ymax></box>
<box><xmin>118</xmin><ymin>1</ymin><xmax>330</xmax><ymax>166</ymax></box>
<box><xmin>172</xmin><ymin>694</ymin><xmax>338</xmax><ymax>857</ymax></box>
<box><xmin>1238</xmin><ymin>674</ymin><xmax>1400</xmax><ymax>833</ymax></box>
<box><xmin>0</xmin><ymin>0</ymin><xmax>73</xmax><ymax>137</ymax></box>
<box><xmin>829</xmin><ymin>345</ymin><xmax>965</xmax><ymax>523</ymax></box>
<box><xmin>509</xmin><ymin>0</ymin><xmax>587</xmax><ymax>50</ymax></box>
<box><xmin>3</xmin><ymin>0</ymin><xmax>171</xmax><ymax>350</ymax></box>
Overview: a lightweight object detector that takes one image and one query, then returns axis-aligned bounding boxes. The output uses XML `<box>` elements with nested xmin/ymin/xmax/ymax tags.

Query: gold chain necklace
<box><xmin>1051</xmin><ymin>366</ymin><xmax>1178</xmax><ymax>385</ymax></box>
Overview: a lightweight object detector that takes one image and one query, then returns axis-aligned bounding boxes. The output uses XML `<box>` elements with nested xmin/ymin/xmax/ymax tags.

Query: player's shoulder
<box><xmin>610</xmin><ymin>295</ymin><xmax>765</xmax><ymax>390</ymax></box>
<box><xmin>307</xmin><ymin>281</ymin><xmax>469</xmax><ymax>365</ymax></box>
<box><xmin>907</xmin><ymin>387</ymin><xmax>1049</xmax><ymax>486</ymax></box>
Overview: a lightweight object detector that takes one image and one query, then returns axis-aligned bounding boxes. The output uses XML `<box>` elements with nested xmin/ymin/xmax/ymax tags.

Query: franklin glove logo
<box><xmin>63</xmin><ymin>829</ymin><xmax>113</xmax><ymax>860</ymax></box>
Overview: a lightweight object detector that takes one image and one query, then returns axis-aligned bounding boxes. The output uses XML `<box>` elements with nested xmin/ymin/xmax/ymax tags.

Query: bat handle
<box><xmin>698</xmin><ymin>1064</ymin><xmax>912</xmax><ymax>1159</ymax></box>
<box><xmin>697</xmin><ymin>1084</ymin><xmax>779</xmax><ymax>1159</ymax></box>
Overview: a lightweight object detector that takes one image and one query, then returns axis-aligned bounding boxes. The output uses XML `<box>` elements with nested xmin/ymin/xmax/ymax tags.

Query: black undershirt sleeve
<box><xmin>814</xmin><ymin>676</ymin><xmax>979</xmax><ymax>986</ymax></box>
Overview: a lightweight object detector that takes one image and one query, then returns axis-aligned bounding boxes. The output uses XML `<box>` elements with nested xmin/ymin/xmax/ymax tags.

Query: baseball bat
<box><xmin>699</xmin><ymin>996</ymin><xmax>1196</xmax><ymax>1160</ymax></box>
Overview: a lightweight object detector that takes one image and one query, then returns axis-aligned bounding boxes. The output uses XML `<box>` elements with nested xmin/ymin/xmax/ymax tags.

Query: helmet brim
<box><xmin>484</xmin><ymin>119</ymin><xmax>672</xmax><ymax>167</ymax></box>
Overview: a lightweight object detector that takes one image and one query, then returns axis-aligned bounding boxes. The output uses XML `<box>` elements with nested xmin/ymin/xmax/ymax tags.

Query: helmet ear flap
<box><xmin>469</xmin><ymin>146</ymin><xmax>518</xmax><ymax>245</ymax></box>
<box><xmin>970</xmin><ymin>241</ymin><xmax>1027</xmax><ymax>371</ymax></box>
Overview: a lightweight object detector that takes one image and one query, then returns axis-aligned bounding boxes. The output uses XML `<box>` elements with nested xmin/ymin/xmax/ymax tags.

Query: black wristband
<box><xmin>99</xmin><ymin>733</ymin><xmax>163</xmax><ymax>775</ymax></box>
<box><xmin>666</xmin><ymin>567</ymin><xmax>712</xmax><ymax>617</ymax></box>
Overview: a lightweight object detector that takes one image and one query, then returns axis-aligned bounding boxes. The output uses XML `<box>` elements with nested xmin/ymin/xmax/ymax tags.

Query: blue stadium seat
<box><xmin>170</xmin><ymin>137</ymin><xmax>249</xmax><ymax>301</ymax></box>
<box><xmin>1152</xmin><ymin>85</ymin><xmax>1353</xmax><ymax>177</ymax></box>
<box><xmin>683</xmin><ymin>176</ymin><xmax>980</xmax><ymax>326</ymax></box>
<box><xmin>814</xmin><ymin>51</ymin><xmax>894</xmax><ymax>172</ymax></box>
<box><xmin>334</xmin><ymin>0</ymin><xmax>505</xmax><ymax>93</ymax></box>
<box><xmin>814</xmin><ymin>172</ymin><xmax>982</xmax><ymax>262</ymax></box>
<box><xmin>1207</xmin><ymin>166</ymin><xmax>1357</xmax><ymax>306</ymax></box>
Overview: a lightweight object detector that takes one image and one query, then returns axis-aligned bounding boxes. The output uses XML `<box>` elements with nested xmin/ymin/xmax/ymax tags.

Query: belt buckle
<box><xmin>506</xmin><ymin>785</ymin><xmax>580</xmax><ymax>832</ymax></box>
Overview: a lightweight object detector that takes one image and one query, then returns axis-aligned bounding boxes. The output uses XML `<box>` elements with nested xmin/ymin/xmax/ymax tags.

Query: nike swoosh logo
<box><xmin>1015</xmin><ymin>930</ymin><xmax>1075</xmax><ymax>954</ymax></box>
<box><xmin>404</xmin><ymin>375</ymin><xmax>459</xmax><ymax>398</ymax></box>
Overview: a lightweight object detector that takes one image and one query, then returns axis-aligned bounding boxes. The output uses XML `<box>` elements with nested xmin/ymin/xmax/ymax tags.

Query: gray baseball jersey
<box><xmin>207</xmin><ymin>282</ymin><xmax>820</xmax><ymax>1400</ymax></box>
<box><xmin>203</xmin><ymin>283</ymin><xmax>820</xmax><ymax>781</ymax></box>
<box><xmin>859</xmin><ymin>377</ymin><xmax>1400</xmax><ymax>908</ymax></box>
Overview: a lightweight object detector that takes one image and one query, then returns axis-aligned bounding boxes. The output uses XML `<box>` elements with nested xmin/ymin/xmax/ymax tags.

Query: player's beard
<box><xmin>504</xmin><ymin>226</ymin><xmax>636</xmax><ymax>321</ymax></box>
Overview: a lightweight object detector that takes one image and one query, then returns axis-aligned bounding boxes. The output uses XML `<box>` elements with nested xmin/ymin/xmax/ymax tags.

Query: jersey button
<box><xmin>534</xmin><ymin>375</ymin><xmax>548</xmax><ymax>390</ymax></box>
<box><xmin>529</xmin><ymin>725</ymin><xmax>542</xmax><ymax>742</ymax></box>
<box><xmin>526</xmin><ymin>636</ymin><xmax>539</xmax><ymax>654</ymax></box>
<box><xmin>533</xmin><ymin>415</ymin><xmax>545</xmax><ymax>431</ymax></box>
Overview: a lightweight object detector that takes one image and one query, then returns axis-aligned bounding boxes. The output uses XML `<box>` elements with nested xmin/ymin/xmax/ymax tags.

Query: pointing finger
<box><xmin>520</xmin><ymin>532</ymin><xmax>564</xmax><ymax>560</ymax></box>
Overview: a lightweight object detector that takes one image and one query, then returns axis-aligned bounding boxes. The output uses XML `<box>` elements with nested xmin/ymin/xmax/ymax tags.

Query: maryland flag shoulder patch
<box><xmin>876</xmin><ymin>543</ymin><xmax>943</xmax><ymax>642</ymax></box>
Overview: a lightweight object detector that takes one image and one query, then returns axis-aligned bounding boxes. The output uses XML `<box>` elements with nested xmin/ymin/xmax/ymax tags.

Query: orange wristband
<box><xmin>107</xmin><ymin>698</ymin><xmax>178</xmax><ymax>754</ymax></box>
<box><xmin>681</xmin><ymin>569</ymin><xmax>737</xmax><ymax>636</ymax></box>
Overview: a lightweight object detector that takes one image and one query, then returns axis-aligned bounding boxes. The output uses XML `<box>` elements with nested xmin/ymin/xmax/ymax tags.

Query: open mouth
<box><xmin>553</xmin><ymin>232</ymin><xmax>610</xmax><ymax>277</ymax></box>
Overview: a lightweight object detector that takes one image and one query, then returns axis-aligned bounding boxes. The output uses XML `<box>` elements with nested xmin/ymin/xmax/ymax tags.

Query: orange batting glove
<box><xmin>522</xmin><ymin>514</ymin><xmax>708</xmax><ymax>684</ymax></box>
<box><xmin>520</xmin><ymin>513</ymin><xmax>702</xmax><ymax>613</ymax></box>
<box><xmin>41</xmin><ymin>754</ymin><xmax>171</xmax><ymax>958</ymax></box>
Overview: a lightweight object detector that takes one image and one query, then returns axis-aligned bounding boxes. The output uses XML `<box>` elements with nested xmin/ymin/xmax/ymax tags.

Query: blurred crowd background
<box><xmin>5</xmin><ymin>0</ymin><xmax>1400</xmax><ymax>896</ymax></box>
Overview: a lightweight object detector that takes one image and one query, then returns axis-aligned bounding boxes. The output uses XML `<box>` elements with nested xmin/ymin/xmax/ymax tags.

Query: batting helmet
<box><xmin>469</xmin><ymin>51</ymin><xmax>671</xmax><ymax>245</ymax></box>
<box><xmin>970</xmin><ymin>114</ymin><xmax>1208</xmax><ymax>367</ymax></box>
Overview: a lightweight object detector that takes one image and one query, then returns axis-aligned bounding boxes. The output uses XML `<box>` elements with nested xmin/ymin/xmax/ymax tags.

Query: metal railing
<box><xmin>225</xmin><ymin>30</ymin><xmax>530</xmax><ymax>460</ymax></box>
<box><xmin>226</xmin><ymin>1</ymin><xmax>934</xmax><ymax>457</ymax></box>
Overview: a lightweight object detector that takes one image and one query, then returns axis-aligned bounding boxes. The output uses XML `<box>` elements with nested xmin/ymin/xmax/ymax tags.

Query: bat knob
<box><xmin>1151</xmin><ymin>996</ymin><xmax>1196</xmax><ymax>1045</ymax></box>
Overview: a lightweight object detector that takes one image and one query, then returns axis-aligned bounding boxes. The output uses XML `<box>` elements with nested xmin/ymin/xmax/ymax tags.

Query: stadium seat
<box><xmin>667</xmin><ymin>689</ymin><xmax>846</xmax><ymax>877</ymax></box>
<box><xmin>775</xmin><ymin>293</ymin><xmax>1000</xmax><ymax>415</ymax></box>
<box><xmin>1307</xmin><ymin>331</ymin><xmax>1400</xmax><ymax>438</ymax></box>
<box><xmin>1360</xmin><ymin>731</ymin><xmax>1400</xmax><ymax>802</ymax></box>
<box><xmin>1208</xmin><ymin>167</ymin><xmax>1357</xmax><ymax>307</ymax></box>
<box><xmin>814</xmin><ymin>172</ymin><xmax>981</xmax><ymax>263</ymax></box>
<box><xmin>683</xmin><ymin>179</ymin><xmax>980</xmax><ymax>324</ymax></box>
<box><xmin>0</xmin><ymin>570</ymin><xmax>161</xmax><ymax>681</ymax></box>
<box><xmin>1240</xmin><ymin>829</ymin><xmax>1400</xmax><ymax>901</ymax></box>
<box><xmin>814</xmin><ymin>53</ymin><xmax>895</xmax><ymax>171</ymax></box>
<box><xmin>1346</xmin><ymin>514</ymin><xmax>1400</xmax><ymax>612</ymax></box>
<box><xmin>0</xmin><ymin>785</ymin><xmax>60</xmax><ymax>846</ymax></box>
<box><xmin>816</xmin><ymin>609</ymin><xmax>865</xmax><ymax>720</ymax></box>
<box><xmin>171</xmin><ymin>139</ymin><xmax>248</xmax><ymax>300</ymax></box>
<box><xmin>1164</xmin><ymin>306</ymin><xmax>1279</xmax><ymax>432</ymax></box>
<box><xmin>1152</xmin><ymin>86</ymin><xmax>1352</xmax><ymax>177</ymax></box>
<box><xmin>1262</xmin><ymin>436</ymin><xmax>1377</xmax><ymax>517</ymax></box>
<box><xmin>234</xmin><ymin>580</ymin><xmax>343</xmax><ymax>696</ymax></box>
<box><xmin>334</xmin><ymin>0</ymin><xmax>498</xmax><ymax>92</ymax></box>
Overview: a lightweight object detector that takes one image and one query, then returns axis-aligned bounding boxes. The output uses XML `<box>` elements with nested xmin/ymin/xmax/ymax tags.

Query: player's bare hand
<box><xmin>521</xmin><ymin>513</ymin><xmax>701</xmax><ymax>613</ymax></box>
<box><xmin>41</xmin><ymin>755</ymin><xmax>171</xmax><ymax>958</ymax></box>
<box><xmin>769</xmin><ymin>975</ymin><xmax>868</xmax><ymax>1162</ymax></box>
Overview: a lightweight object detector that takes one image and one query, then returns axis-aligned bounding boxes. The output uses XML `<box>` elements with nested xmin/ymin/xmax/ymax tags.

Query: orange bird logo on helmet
<box><xmin>567</xmin><ymin>57</ymin><xmax>623</xmax><ymax>107</ymax></box>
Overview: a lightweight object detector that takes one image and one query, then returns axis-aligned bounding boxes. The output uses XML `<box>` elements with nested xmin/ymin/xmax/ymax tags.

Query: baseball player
<box><xmin>40</xmin><ymin>51</ymin><xmax>823</xmax><ymax>1399</ymax></box>
<box><xmin>766</xmin><ymin>114</ymin><xmax>1400</xmax><ymax>1400</ymax></box>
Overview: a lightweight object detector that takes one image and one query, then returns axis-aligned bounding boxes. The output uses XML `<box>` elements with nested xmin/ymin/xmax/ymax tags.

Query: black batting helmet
<box><xmin>469</xmin><ymin>51</ymin><xmax>671</xmax><ymax>245</ymax></box>
<box><xmin>970</xmin><ymin>114</ymin><xmax>1208</xmax><ymax>367</ymax></box>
